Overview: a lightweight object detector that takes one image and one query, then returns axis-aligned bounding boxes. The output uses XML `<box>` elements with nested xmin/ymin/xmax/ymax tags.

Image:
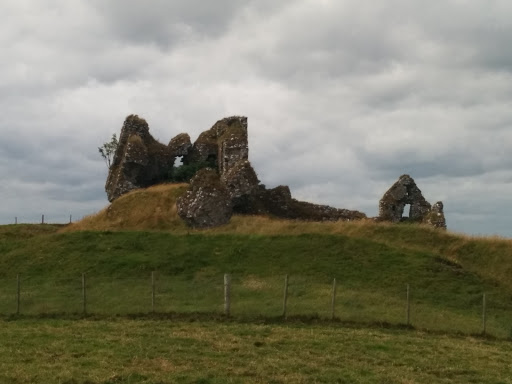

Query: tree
<box><xmin>98</xmin><ymin>133</ymin><xmax>119</xmax><ymax>169</ymax></box>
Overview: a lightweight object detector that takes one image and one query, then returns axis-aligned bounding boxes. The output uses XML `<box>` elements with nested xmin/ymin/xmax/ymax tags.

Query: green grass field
<box><xmin>2</xmin><ymin>184</ymin><xmax>512</xmax><ymax>382</ymax></box>
<box><xmin>1</xmin><ymin>225</ymin><xmax>511</xmax><ymax>337</ymax></box>
<box><xmin>1</xmin><ymin>318</ymin><xmax>511</xmax><ymax>384</ymax></box>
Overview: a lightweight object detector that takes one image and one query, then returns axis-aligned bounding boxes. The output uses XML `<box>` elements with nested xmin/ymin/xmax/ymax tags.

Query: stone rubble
<box><xmin>176</xmin><ymin>168</ymin><xmax>233</xmax><ymax>228</ymax></box>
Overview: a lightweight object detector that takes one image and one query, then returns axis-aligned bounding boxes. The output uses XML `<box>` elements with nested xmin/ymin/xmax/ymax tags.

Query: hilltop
<box><xmin>0</xmin><ymin>182</ymin><xmax>509</xmax><ymax>337</ymax></box>
<box><xmin>65</xmin><ymin>183</ymin><xmax>512</xmax><ymax>293</ymax></box>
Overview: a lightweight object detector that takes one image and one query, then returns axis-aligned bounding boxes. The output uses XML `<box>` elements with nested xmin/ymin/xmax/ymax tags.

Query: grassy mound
<box><xmin>2</xmin><ymin>183</ymin><xmax>512</xmax><ymax>337</ymax></box>
<box><xmin>65</xmin><ymin>183</ymin><xmax>189</xmax><ymax>231</ymax></box>
<box><xmin>64</xmin><ymin>183</ymin><xmax>512</xmax><ymax>296</ymax></box>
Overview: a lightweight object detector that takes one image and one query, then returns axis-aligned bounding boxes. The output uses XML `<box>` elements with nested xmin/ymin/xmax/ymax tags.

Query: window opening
<box><xmin>174</xmin><ymin>156</ymin><xmax>184</xmax><ymax>167</ymax></box>
<box><xmin>403</xmin><ymin>204</ymin><xmax>411</xmax><ymax>218</ymax></box>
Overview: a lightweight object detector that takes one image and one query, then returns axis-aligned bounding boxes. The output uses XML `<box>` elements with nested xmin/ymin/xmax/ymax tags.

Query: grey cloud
<box><xmin>359</xmin><ymin>149</ymin><xmax>487</xmax><ymax>180</ymax></box>
<box><xmin>89</xmin><ymin>0</ymin><xmax>255</xmax><ymax>48</ymax></box>
<box><xmin>239</xmin><ymin>0</ymin><xmax>512</xmax><ymax>98</ymax></box>
<box><xmin>1</xmin><ymin>2</ymin><xmax>165</xmax><ymax>95</ymax></box>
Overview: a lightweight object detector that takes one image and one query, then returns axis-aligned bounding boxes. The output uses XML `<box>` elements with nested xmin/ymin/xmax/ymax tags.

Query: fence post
<box><xmin>406</xmin><ymin>284</ymin><xmax>411</xmax><ymax>326</ymax></box>
<box><xmin>151</xmin><ymin>271</ymin><xmax>155</xmax><ymax>313</ymax></box>
<box><xmin>16</xmin><ymin>274</ymin><xmax>20</xmax><ymax>315</ymax></box>
<box><xmin>15</xmin><ymin>217</ymin><xmax>17</xmax><ymax>225</ymax></box>
<box><xmin>282</xmin><ymin>274</ymin><xmax>289</xmax><ymax>319</ymax></box>
<box><xmin>482</xmin><ymin>293</ymin><xmax>487</xmax><ymax>335</ymax></box>
<box><xmin>331</xmin><ymin>278</ymin><xmax>337</xmax><ymax>320</ymax></box>
<box><xmin>42</xmin><ymin>215</ymin><xmax>44</xmax><ymax>224</ymax></box>
<box><xmin>224</xmin><ymin>274</ymin><xmax>231</xmax><ymax>317</ymax></box>
<box><xmin>69</xmin><ymin>215</ymin><xmax>72</xmax><ymax>224</ymax></box>
<box><xmin>82</xmin><ymin>273</ymin><xmax>87</xmax><ymax>315</ymax></box>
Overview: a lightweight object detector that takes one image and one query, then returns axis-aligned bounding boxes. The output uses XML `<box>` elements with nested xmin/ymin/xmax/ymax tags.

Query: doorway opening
<box><xmin>402</xmin><ymin>204</ymin><xmax>411</xmax><ymax>219</ymax></box>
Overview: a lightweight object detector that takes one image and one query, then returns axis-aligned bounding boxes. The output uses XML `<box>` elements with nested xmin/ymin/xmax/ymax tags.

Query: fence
<box><xmin>11</xmin><ymin>215</ymin><xmax>73</xmax><ymax>225</ymax></box>
<box><xmin>0</xmin><ymin>272</ymin><xmax>507</xmax><ymax>337</ymax></box>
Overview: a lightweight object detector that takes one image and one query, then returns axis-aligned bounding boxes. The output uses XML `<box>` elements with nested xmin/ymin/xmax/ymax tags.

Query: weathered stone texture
<box><xmin>176</xmin><ymin>168</ymin><xmax>233</xmax><ymax>228</ymax></box>
<box><xmin>425</xmin><ymin>201</ymin><xmax>447</xmax><ymax>229</ymax></box>
<box><xmin>186</xmin><ymin>116</ymin><xmax>248</xmax><ymax>168</ymax></box>
<box><xmin>105</xmin><ymin>115</ymin><xmax>174</xmax><ymax>202</ymax></box>
<box><xmin>169</xmin><ymin>133</ymin><xmax>192</xmax><ymax>157</ymax></box>
<box><xmin>218</xmin><ymin>118</ymin><xmax>248</xmax><ymax>175</ymax></box>
<box><xmin>221</xmin><ymin>160</ymin><xmax>260</xmax><ymax>200</ymax></box>
<box><xmin>230</xmin><ymin>184</ymin><xmax>366</xmax><ymax>221</ymax></box>
<box><xmin>105</xmin><ymin>114</ymin><xmax>371</xmax><ymax>228</ymax></box>
<box><xmin>288</xmin><ymin>200</ymin><xmax>367</xmax><ymax>222</ymax></box>
<box><xmin>378</xmin><ymin>174</ymin><xmax>446</xmax><ymax>229</ymax></box>
<box><xmin>379</xmin><ymin>175</ymin><xmax>431</xmax><ymax>223</ymax></box>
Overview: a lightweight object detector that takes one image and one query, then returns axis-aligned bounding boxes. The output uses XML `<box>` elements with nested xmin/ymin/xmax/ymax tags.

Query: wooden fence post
<box><xmin>406</xmin><ymin>284</ymin><xmax>411</xmax><ymax>326</ymax></box>
<box><xmin>482</xmin><ymin>293</ymin><xmax>487</xmax><ymax>335</ymax></box>
<box><xmin>16</xmin><ymin>274</ymin><xmax>20</xmax><ymax>315</ymax></box>
<box><xmin>15</xmin><ymin>217</ymin><xmax>17</xmax><ymax>225</ymax></box>
<box><xmin>151</xmin><ymin>271</ymin><xmax>155</xmax><ymax>313</ymax></box>
<box><xmin>224</xmin><ymin>274</ymin><xmax>231</xmax><ymax>316</ymax></box>
<box><xmin>69</xmin><ymin>215</ymin><xmax>72</xmax><ymax>224</ymax></box>
<box><xmin>42</xmin><ymin>215</ymin><xmax>44</xmax><ymax>224</ymax></box>
<box><xmin>331</xmin><ymin>278</ymin><xmax>337</xmax><ymax>320</ymax></box>
<box><xmin>82</xmin><ymin>273</ymin><xmax>87</xmax><ymax>315</ymax></box>
<box><xmin>282</xmin><ymin>274</ymin><xmax>289</xmax><ymax>319</ymax></box>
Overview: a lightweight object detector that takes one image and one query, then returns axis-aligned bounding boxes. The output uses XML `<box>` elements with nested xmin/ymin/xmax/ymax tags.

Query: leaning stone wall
<box><xmin>105</xmin><ymin>115</ymin><xmax>191</xmax><ymax>202</ymax></box>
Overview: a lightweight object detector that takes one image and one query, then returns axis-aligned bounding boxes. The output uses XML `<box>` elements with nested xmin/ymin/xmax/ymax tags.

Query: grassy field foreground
<box><xmin>1</xmin><ymin>318</ymin><xmax>511</xmax><ymax>384</ymax></box>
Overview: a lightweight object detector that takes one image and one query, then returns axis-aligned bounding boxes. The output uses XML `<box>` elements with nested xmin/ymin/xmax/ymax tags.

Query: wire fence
<box><xmin>1</xmin><ymin>273</ymin><xmax>509</xmax><ymax>337</ymax></box>
<box><xmin>8</xmin><ymin>215</ymin><xmax>73</xmax><ymax>225</ymax></box>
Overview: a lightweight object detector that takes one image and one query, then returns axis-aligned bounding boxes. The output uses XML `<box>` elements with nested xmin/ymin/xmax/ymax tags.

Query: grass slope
<box><xmin>63</xmin><ymin>183</ymin><xmax>512</xmax><ymax>294</ymax></box>
<box><xmin>0</xmin><ymin>195</ymin><xmax>512</xmax><ymax>336</ymax></box>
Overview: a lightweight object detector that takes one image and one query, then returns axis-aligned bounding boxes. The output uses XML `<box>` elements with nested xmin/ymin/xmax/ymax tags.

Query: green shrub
<box><xmin>169</xmin><ymin>161</ymin><xmax>212</xmax><ymax>182</ymax></box>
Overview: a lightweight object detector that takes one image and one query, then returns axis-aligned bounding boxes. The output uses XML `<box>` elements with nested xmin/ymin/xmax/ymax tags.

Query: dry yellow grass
<box><xmin>63</xmin><ymin>183</ymin><xmax>189</xmax><ymax>232</ymax></box>
<box><xmin>65</xmin><ymin>182</ymin><xmax>512</xmax><ymax>253</ymax></box>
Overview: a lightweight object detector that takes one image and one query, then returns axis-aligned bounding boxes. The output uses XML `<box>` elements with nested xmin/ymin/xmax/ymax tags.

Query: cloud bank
<box><xmin>1</xmin><ymin>0</ymin><xmax>511</xmax><ymax>236</ymax></box>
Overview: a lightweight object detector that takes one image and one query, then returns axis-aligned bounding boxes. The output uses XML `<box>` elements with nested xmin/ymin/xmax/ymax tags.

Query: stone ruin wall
<box><xmin>105</xmin><ymin>115</ymin><xmax>446</xmax><ymax>229</ymax></box>
<box><xmin>377</xmin><ymin>174</ymin><xmax>446</xmax><ymax>229</ymax></box>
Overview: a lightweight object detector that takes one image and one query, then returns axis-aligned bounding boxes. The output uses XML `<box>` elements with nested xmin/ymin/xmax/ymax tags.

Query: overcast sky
<box><xmin>1</xmin><ymin>0</ymin><xmax>512</xmax><ymax>236</ymax></box>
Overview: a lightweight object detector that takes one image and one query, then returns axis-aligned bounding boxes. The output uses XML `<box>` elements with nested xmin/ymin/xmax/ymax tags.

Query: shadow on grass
<box><xmin>0</xmin><ymin>311</ymin><xmax>501</xmax><ymax>341</ymax></box>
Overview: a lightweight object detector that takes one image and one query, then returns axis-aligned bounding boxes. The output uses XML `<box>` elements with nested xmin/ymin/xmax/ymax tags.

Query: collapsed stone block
<box><xmin>176</xmin><ymin>168</ymin><xmax>233</xmax><ymax>228</ymax></box>
<box><xmin>221</xmin><ymin>160</ymin><xmax>260</xmax><ymax>201</ymax></box>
